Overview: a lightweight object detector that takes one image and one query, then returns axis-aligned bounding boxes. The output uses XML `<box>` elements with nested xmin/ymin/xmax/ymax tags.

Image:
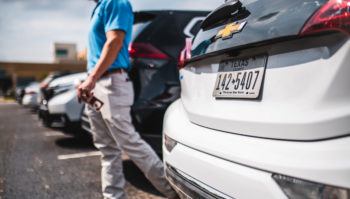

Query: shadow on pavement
<box><xmin>55</xmin><ymin>135</ymin><xmax>96</xmax><ymax>150</ymax></box>
<box><xmin>55</xmin><ymin>137</ymin><xmax>164</xmax><ymax>197</ymax></box>
<box><xmin>123</xmin><ymin>160</ymin><xmax>164</xmax><ymax>197</ymax></box>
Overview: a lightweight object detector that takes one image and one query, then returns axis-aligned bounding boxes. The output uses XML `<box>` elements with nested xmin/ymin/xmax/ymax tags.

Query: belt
<box><xmin>101</xmin><ymin>68</ymin><xmax>126</xmax><ymax>78</ymax></box>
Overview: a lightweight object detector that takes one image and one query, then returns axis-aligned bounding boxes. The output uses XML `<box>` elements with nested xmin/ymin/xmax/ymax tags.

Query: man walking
<box><xmin>77</xmin><ymin>0</ymin><xmax>178</xmax><ymax>198</ymax></box>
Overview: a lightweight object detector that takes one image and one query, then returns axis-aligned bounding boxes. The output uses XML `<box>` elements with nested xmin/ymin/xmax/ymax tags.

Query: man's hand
<box><xmin>78</xmin><ymin>30</ymin><xmax>125</xmax><ymax>103</ymax></box>
<box><xmin>77</xmin><ymin>76</ymin><xmax>96</xmax><ymax>103</ymax></box>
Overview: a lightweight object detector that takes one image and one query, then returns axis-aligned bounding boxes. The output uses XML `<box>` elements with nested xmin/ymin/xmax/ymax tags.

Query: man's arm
<box><xmin>77</xmin><ymin>30</ymin><xmax>125</xmax><ymax>100</ymax></box>
<box><xmin>90</xmin><ymin>30</ymin><xmax>125</xmax><ymax>81</ymax></box>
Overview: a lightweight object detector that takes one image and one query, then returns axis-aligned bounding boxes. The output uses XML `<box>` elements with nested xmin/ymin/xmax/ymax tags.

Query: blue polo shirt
<box><xmin>87</xmin><ymin>0</ymin><xmax>134</xmax><ymax>73</ymax></box>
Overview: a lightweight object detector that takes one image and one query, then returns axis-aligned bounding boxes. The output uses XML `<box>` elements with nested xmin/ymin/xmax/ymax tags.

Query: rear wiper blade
<box><xmin>201</xmin><ymin>0</ymin><xmax>243</xmax><ymax>30</ymax></box>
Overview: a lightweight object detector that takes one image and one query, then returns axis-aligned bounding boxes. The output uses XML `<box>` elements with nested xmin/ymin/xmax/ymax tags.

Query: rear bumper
<box><xmin>22</xmin><ymin>94</ymin><xmax>38</xmax><ymax>108</ymax></box>
<box><xmin>165</xmin><ymin>164</ymin><xmax>233</xmax><ymax>199</ymax></box>
<box><xmin>47</xmin><ymin>90</ymin><xmax>83</xmax><ymax>122</ymax></box>
<box><xmin>163</xmin><ymin>100</ymin><xmax>350</xmax><ymax>198</ymax></box>
<box><xmin>163</xmin><ymin>143</ymin><xmax>286</xmax><ymax>199</ymax></box>
<box><xmin>39</xmin><ymin>105</ymin><xmax>76</xmax><ymax>127</ymax></box>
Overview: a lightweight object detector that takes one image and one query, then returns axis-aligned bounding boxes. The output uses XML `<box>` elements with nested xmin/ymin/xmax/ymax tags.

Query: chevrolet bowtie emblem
<box><xmin>215</xmin><ymin>21</ymin><xmax>247</xmax><ymax>40</ymax></box>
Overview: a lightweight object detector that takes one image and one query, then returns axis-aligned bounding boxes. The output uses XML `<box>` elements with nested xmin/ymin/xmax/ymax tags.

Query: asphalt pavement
<box><xmin>0</xmin><ymin>102</ymin><xmax>165</xmax><ymax>199</ymax></box>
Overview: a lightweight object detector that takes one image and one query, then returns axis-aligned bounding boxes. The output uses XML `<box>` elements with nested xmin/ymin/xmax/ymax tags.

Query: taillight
<box><xmin>178</xmin><ymin>38</ymin><xmax>192</xmax><ymax>69</ymax></box>
<box><xmin>129</xmin><ymin>43</ymin><xmax>169</xmax><ymax>59</ymax></box>
<box><xmin>300</xmin><ymin>0</ymin><xmax>350</xmax><ymax>36</ymax></box>
<box><xmin>40</xmin><ymin>82</ymin><xmax>48</xmax><ymax>89</ymax></box>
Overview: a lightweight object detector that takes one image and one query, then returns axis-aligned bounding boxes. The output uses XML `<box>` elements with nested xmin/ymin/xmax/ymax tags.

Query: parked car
<box><xmin>15</xmin><ymin>87</ymin><xmax>25</xmax><ymax>104</ymax></box>
<box><xmin>15</xmin><ymin>77</ymin><xmax>36</xmax><ymax>104</ymax></box>
<box><xmin>39</xmin><ymin>72</ymin><xmax>87</xmax><ymax>129</ymax></box>
<box><xmin>82</xmin><ymin>10</ymin><xmax>209</xmax><ymax>153</ymax></box>
<box><xmin>39</xmin><ymin>72</ymin><xmax>70</xmax><ymax>101</ymax></box>
<box><xmin>40</xmin><ymin>72</ymin><xmax>71</xmax><ymax>90</ymax></box>
<box><xmin>22</xmin><ymin>82</ymin><xmax>40</xmax><ymax>109</ymax></box>
<box><xmin>163</xmin><ymin>0</ymin><xmax>350</xmax><ymax>198</ymax></box>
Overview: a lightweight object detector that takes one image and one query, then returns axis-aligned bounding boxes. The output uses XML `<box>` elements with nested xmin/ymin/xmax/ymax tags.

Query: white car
<box><xmin>22</xmin><ymin>82</ymin><xmax>40</xmax><ymax>109</ymax></box>
<box><xmin>40</xmin><ymin>72</ymin><xmax>87</xmax><ymax>128</ymax></box>
<box><xmin>163</xmin><ymin>0</ymin><xmax>350</xmax><ymax>199</ymax></box>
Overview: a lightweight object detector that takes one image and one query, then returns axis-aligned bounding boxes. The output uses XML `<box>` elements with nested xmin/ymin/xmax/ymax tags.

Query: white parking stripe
<box><xmin>0</xmin><ymin>102</ymin><xmax>16</xmax><ymax>105</ymax></box>
<box><xmin>44</xmin><ymin>131</ymin><xmax>64</xmax><ymax>137</ymax></box>
<box><xmin>58</xmin><ymin>151</ymin><xmax>101</xmax><ymax>160</ymax></box>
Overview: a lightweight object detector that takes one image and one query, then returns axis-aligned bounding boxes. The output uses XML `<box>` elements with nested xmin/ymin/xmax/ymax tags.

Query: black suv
<box><xmin>82</xmin><ymin>10</ymin><xmax>209</xmax><ymax>153</ymax></box>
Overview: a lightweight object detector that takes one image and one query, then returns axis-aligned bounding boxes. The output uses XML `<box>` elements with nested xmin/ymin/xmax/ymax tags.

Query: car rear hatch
<box><xmin>181</xmin><ymin>0</ymin><xmax>350</xmax><ymax>140</ymax></box>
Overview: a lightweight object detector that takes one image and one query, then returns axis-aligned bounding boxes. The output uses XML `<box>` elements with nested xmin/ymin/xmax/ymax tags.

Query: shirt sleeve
<box><xmin>103</xmin><ymin>0</ymin><xmax>132</xmax><ymax>33</ymax></box>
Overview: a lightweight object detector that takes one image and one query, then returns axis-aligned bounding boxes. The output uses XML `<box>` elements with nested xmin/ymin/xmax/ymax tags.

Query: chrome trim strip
<box><xmin>165</xmin><ymin>164</ymin><xmax>234</xmax><ymax>199</ymax></box>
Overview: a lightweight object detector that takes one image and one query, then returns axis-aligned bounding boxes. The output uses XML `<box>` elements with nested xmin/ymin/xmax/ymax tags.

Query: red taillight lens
<box><xmin>300</xmin><ymin>0</ymin><xmax>350</xmax><ymax>36</ymax></box>
<box><xmin>178</xmin><ymin>38</ymin><xmax>192</xmax><ymax>69</ymax></box>
<box><xmin>129</xmin><ymin>43</ymin><xmax>169</xmax><ymax>59</ymax></box>
<box><xmin>40</xmin><ymin>82</ymin><xmax>48</xmax><ymax>89</ymax></box>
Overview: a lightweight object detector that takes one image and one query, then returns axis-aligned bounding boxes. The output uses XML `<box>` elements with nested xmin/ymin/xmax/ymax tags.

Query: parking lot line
<box><xmin>44</xmin><ymin>131</ymin><xmax>64</xmax><ymax>137</ymax></box>
<box><xmin>58</xmin><ymin>151</ymin><xmax>101</xmax><ymax>160</ymax></box>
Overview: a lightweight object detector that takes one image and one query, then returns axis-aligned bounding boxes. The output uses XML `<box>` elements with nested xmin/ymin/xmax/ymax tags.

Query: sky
<box><xmin>0</xmin><ymin>0</ymin><xmax>223</xmax><ymax>63</ymax></box>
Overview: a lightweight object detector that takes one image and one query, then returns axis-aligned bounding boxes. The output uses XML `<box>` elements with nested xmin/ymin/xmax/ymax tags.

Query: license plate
<box><xmin>213</xmin><ymin>55</ymin><xmax>267</xmax><ymax>99</ymax></box>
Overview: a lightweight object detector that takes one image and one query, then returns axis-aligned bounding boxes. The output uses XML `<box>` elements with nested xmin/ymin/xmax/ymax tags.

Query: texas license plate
<box><xmin>213</xmin><ymin>55</ymin><xmax>267</xmax><ymax>99</ymax></box>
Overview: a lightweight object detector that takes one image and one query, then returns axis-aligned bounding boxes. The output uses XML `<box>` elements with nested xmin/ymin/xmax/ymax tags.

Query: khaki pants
<box><xmin>86</xmin><ymin>72</ymin><xmax>176</xmax><ymax>199</ymax></box>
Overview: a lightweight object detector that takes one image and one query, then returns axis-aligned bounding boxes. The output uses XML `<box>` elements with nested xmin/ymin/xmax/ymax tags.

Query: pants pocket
<box><xmin>109</xmin><ymin>74</ymin><xmax>134</xmax><ymax>106</ymax></box>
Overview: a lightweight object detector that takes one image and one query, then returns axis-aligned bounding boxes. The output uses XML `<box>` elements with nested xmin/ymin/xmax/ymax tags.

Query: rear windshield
<box><xmin>132</xmin><ymin>21</ymin><xmax>151</xmax><ymax>42</ymax></box>
<box><xmin>190</xmin><ymin>20</ymin><xmax>203</xmax><ymax>36</ymax></box>
<box><xmin>132</xmin><ymin>12</ymin><xmax>156</xmax><ymax>41</ymax></box>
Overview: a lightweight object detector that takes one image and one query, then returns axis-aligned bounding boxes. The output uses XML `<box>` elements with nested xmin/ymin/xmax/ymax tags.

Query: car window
<box><xmin>183</xmin><ymin>17</ymin><xmax>205</xmax><ymax>38</ymax></box>
<box><xmin>132</xmin><ymin>12</ymin><xmax>156</xmax><ymax>42</ymax></box>
<box><xmin>132</xmin><ymin>21</ymin><xmax>152</xmax><ymax>42</ymax></box>
<box><xmin>190</xmin><ymin>20</ymin><xmax>202</xmax><ymax>36</ymax></box>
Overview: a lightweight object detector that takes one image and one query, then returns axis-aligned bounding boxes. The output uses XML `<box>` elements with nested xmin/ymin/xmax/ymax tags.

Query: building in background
<box><xmin>54</xmin><ymin>43</ymin><xmax>78</xmax><ymax>64</ymax></box>
<box><xmin>77</xmin><ymin>48</ymin><xmax>87</xmax><ymax>62</ymax></box>
<box><xmin>0</xmin><ymin>42</ymin><xmax>87</xmax><ymax>96</ymax></box>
